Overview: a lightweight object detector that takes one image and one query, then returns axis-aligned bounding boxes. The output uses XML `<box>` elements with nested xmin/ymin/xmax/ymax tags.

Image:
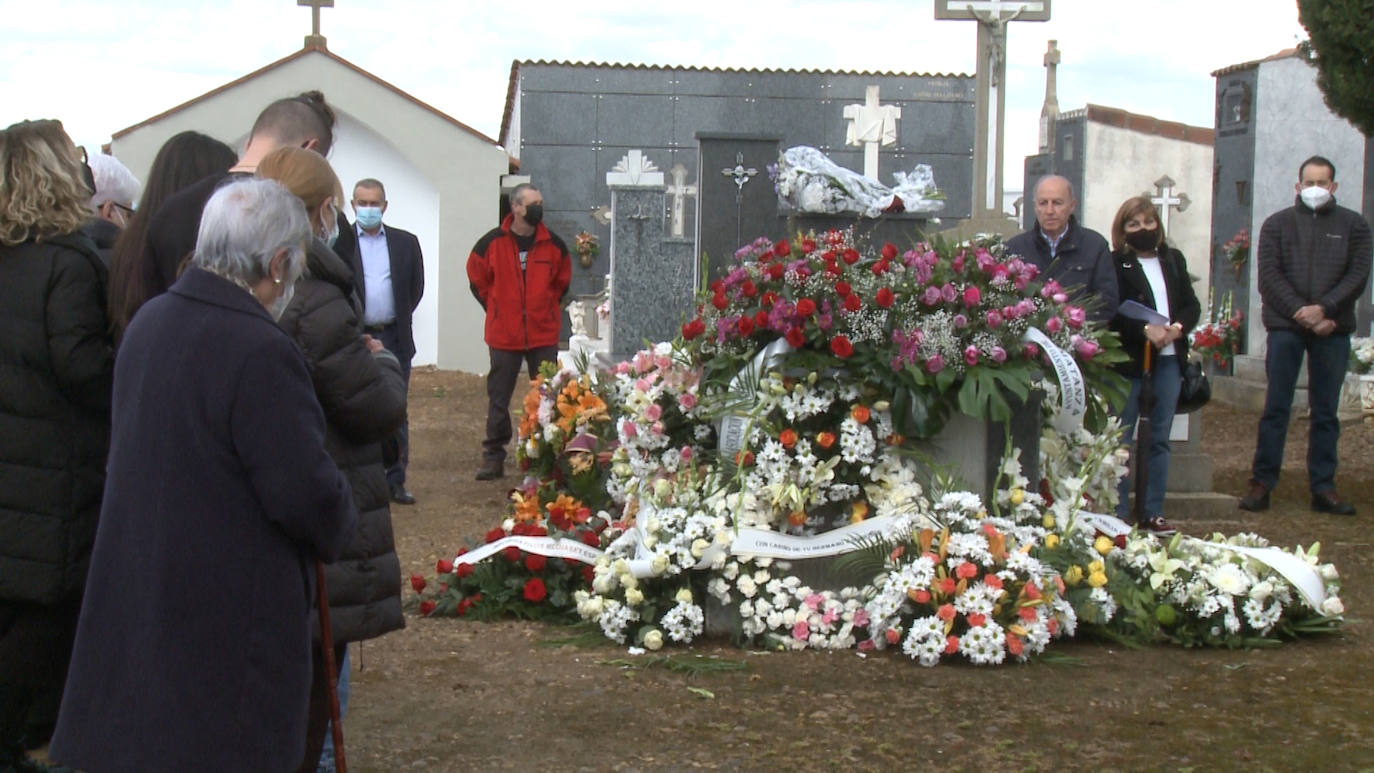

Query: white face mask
<box><xmin>269</xmin><ymin>278</ymin><xmax>295</xmax><ymax>321</ymax></box>
<box><xmin>1300</xmin><ymin>185</ymin><xmax>1333</xmax><ymax>210</ymax></box>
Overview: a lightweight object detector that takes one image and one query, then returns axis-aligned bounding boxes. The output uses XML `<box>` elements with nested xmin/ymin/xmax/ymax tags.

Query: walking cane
<box><xmin>316</xmin><ymin>561</ymin><xmax>347</xmax><ymax>773</ymax></box>
<box><xmin>1131</xmin><ymin>338</ymin><xmax>1153</xmax><ymax>528</ymax></box>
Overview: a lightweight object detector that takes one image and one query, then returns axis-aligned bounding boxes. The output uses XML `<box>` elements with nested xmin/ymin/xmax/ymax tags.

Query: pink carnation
<box><xmin>792</xmin><ymin>620</ymin><xmax>811</xmax><ymax>641</ymax></box>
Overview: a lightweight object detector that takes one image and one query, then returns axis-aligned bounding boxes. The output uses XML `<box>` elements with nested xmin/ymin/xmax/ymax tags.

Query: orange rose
<box><xmin>851</xmin><ymin>404</ymin><xmax>871</xmax><ymax>423</ymax></box>
<box><xmin>779</xmin><ymin>428</ymin><xmax>798</xmax><ymax>449</ymax></box>
<box><xmin>787</xmin><ymin>510</ymin><xmax>807</xmax><ymax>527</ymax></box>
<box><xmin>816</xmin><ymin>431</ymin><xmax>836</xmax><ymax>449</ymax></box>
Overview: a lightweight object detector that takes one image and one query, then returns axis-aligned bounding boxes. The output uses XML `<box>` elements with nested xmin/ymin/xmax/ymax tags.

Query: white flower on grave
<box><xmin>650</xmin><ymin>554</ymin><xmax>670</xmax><ymax>575</ymax></box>
<box><xmin>1321</xmin><ymin>596</ymin><xmax>1345</xmax><ymax>616</ymax></box>
<box><xmin>675</xmin><ymin>587</ymin><xmax>695</xmax><ymax>604</ymax></box>
<box><xmin>1320</xmin><ymin>563</ymin><xmax>1340</xmax><ymax>582</ymax></box>
<box><xmin>624</xmin><ymin>587</ymin><xmax>644</xmax><ymax>606</ymax></box>
<box><xmin>736</xmin><ymin>575</ymin><xmax>758</xmax><ymax>598</ymax></box>
<box><xmin>1206</xmin><ymin>563</ymin><xmax>1251</xmax><ymax>596</ymax></box>
<box><xmin>707</xmin><ymin>577</ymin><xmax>731</xmax><ymax>603</ymax></box>
<box><xmin>1248</xmin><ymin>580</ymin><xmax>1274</xmax><ymax>602</ymax></box>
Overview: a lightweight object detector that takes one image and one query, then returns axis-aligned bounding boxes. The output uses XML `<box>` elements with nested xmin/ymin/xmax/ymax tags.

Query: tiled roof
<box><xmin>1210</xmin><ymin>47</ymin><xmax>1303</xmax><ymax>78</ymax></box>
<box><xmin>1059</xmin><ymin>103</ymin><xmax>1214</xmax><ymax>146</ymax></box>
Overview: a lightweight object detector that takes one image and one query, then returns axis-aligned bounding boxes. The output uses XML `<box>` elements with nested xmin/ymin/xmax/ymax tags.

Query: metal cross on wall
<box><xmin>721</xmin><ymin>152</ymin><xmax>758</xmax><ymax>249</ymax></box>
<box><xmin>298</xmin><ymin>0</ymin><xmax>333</xmax><ymax>47</ymax></box>
<box><xmin>935</xmin><ymin>0</ymin><xmax>1051</xmax><ymax>217</ymax></box>
<box><xmin>1145</xmin><ymin>175</ymin><xmax>1191</xmax><ymax>235</ymax></box>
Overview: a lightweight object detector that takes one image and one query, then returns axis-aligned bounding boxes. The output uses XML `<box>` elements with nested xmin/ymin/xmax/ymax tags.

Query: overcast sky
<box><xmin>1</xmin><ymin>1</ymin><xmax>1308</xmax><ymax>190</ymax></box>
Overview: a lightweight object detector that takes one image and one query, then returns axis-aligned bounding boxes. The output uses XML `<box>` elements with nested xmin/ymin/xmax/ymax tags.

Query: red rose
<box><xmin>419</xmin><ymin>600</ymin><xmax>436</xmax><ymax>616</ymax></box>
<box><xmin>753</xmin><ymin>310</ymin><xmax>770</xmax><ymax>328</ymax></box>
<box><xmin>830</xmin><ymin>335</ymin><xmax>854</xmax><ymax>358</ymax></box>
<box><xmin>503</xmin><ymin>545</ymin><xmax>521</xmax><ymax>563</ymax></box>
<box><xmin>824</xmin><ymin>262</ymin><xmax>842</xmax><ymax>276</ymax></box>
<box><xmin>801</xmin><ymin>238</ymin><xmax>817</xmax><ymax>253</ymax></box>
<box><xmin>872</xmin><ymin>259</ymin><xmax>890</xmax><ymax>275</ymax></box>
<box><xmin>841</xmin><ymin>248</ymin><xmax>860</xmax><ymax>265</ymax></box>
<box><xmin>761</xmin><ymin>291</ymin><xmax>778</xmax><ymax>308</ymax></box>
<box><xmin>738</xmin><ymin>317</ymin><xmax>755</xmax><ymax>336</ymax></box>
<box><xmin>525</xmin><ymin>553</ymin><xmax>547</xmax><ymax>572</ymax></box>
<box><xmin>436</xmin><ymin>559</ymin><xmax>454</xmax><ymax>575</ymax></box>
<box><xmin>843</xmin><ymin>294</ymin><xmax>862</xmax><ymax>312</ymax></box>
<box><xmin>484</xmin><ymin>527</ymin><xmax>506</xmax><ymax>544</ymax></box>
<box><xmin>582</xmin><ymin>566</ymin><xmax>595</xmax><ymax>584</ymax></box>
<box><xmin>742</xmin><ymin>280</ymin><xmax>757</xmax><ymax>298</ymax></box>
<box><xmin>834</xmin><ymin>281</ymin><xmax>852</xmax><ymax>296</ymax></box>
<box><xmin>711</xmin><ymin>293</ymin><xmax>729</xmax><ymax>310</ymax></box>
<box><xmin>410</xmin><ymin>574</ymin><xmax>426</xmax><ymax>594</ymax></box>
<box><xmin>962</xmin><ymin>285</ymin><xmax>981</xmax><ymax>307</ymax></box>
<box><xmin>523</xmin><ymin>577</ymin><xmax>547</xmax><ymax>603</ymax></box>
<box><xmin>710</xmin><ymin>278</ymin><xmax>725</xmax><ymax>294</ymax></box>
<box><xmin>767</xmin><ymin>263</ymin><xmax>785</xmax><ymax>280</ymax></box>
<box><xmin>773</xmin><ymin>239</ymin><xmax>791</xmax><ymax>257</ymax></box>
<box><xmin>456</xmin><ymin>598</ymin><xmax>472</xmax><ymax>616</ymax></box>
<box><xmin>875</xmin><ymin>287</ymin><xmax>895</xmax><ymax>308</ymax></box>
<box><xmin>785</xmin><ymin>327</ymin><xmax>806</xmax><ymax>348</ymax></box>
<box><xmin>682</xmin><ymin>318</ymin><xmax>706</xmax><ymax>340</ymax></box>
<box><xmin>881</xmin><ymin>242</ymin><xmax>898</xmax><ymax>260</ymax></box>
<box><xmin>456</xmin><ymin>562</ymin><xmax>475</xmax><ymax>578</ymax></box>
<box><xmin>796</xmin><ymin>298</ymin><xmax>816</xmax><ymax>317</ymax></box>
<box><xmin>580</xmin><ymin>529</ymin><xmax>601</xmax><ymax>547</ymax></box>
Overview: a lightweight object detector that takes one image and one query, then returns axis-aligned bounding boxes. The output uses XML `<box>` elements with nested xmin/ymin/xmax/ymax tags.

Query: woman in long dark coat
<box><xmin>257</xmin><ymin>147</ymin><xmax>408</xmax><ymax>772</ymax></box>
<box><xmin>0</xmin><ymin>119</ymin><xmax>114</xmax><ymax>770</ymax></box>
<box><xmin>49</xmin><ymin>178</ymin><xmax>357</xmax><ymax>772</ymax></box>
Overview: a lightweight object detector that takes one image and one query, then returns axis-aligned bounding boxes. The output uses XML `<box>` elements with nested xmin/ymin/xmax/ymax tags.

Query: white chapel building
<box><xmin>108</xmin><ymin>40</ymin><xmax>509</xmax><ymax>372</ymax></box>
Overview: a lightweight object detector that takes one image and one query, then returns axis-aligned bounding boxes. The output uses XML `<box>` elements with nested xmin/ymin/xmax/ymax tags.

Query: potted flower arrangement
<box><xmin>1349</xmin><ymin>336</ymin><xmax>1374</xmax><ymax>413</ymax></box>
<box><xmin>574</xmin><ymin>230</ymin><xmax>599</xmax><ymax>268</ymax></box>
<box><xmin>1222</xmin><ymin>229</ymin><xmax>1249</xmax><ymax>278</ymax></box>
<box><xmin>1190</xmin><ymin>290</ymin><xmax>1244</xmax><ymax>373</ymax></box>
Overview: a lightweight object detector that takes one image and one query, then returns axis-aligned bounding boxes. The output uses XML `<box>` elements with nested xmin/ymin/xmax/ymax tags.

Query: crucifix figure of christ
<box><xmin>934</xmin><ymin>1</ymin><xmax>1051</xmax><ymax>218</ymax></box>
<box><xmin>299</xmin><ymin>0</ymin><xmax>333</xmax><ymax>47</ymax></box>
<box><xmin>843</xmin><ymin>85</ymin><xmax>902</xmax><ymax>181</ymax></box>
<box><xmin>666</xmin><ymin>164</ymin><xmax>698</xmax><ymax>239</ymax></box>
<box><xmin>1145</xmin><ymin>175</ymin><xmax>1191</xmax><ymax>235</ymax></box>
<box><xmin>721</xmin><ymin>152</ymin><xmax>758</xmax><ymax>250</ymax></box>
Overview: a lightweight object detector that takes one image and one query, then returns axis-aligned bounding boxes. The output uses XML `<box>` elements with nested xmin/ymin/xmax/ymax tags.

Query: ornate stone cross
<box><xmin>666</xmin><ymin>163</ymin><xmax>697</xmax><ymax>239</ymax></box>
<box><xmin>935</xmin><ymin>0</ymin><xmax>1051</xmax><ymax>218</ymax></box>
<box><xmin>298</xmin><ymin>0</ymin><xmax>333</xmax><ymax>47</ymax></box>
<box><xmin>1146</xmin><ymin>175</ymin><xmax>1191</xmax><ymax>235</ymax></box>
<box><xmin>843</xmin><ymin>85</ymin><xmax>902</xmax><ymax>181</ymax></box>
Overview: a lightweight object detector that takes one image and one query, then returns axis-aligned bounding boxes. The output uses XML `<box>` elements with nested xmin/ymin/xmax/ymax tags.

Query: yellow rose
<box><xmin>1088</xmin><ymin>571</ymin><xmax>1109</xmax><ymax>588</ymax></box>
<box><xmin>1009</xmin><ymin>488</ymin><xmax>1025</xmax><ymax>506</ymax></box>
<box><xmin>1088</xmin><ymin>560</ymin><xmax>1105</xmax><ymax>574</ymax></box>
<box><xmin>1094</xmin><ymin>536</ymin><xmax>1115</xmax><ymax>556</ymax></box>
<box><xmin>1044</xmin><ymin>534</ymin><xmax>1060</xmax><ymax>549</ymax></box>
<box><xmin>1063</xmin><ymin>565</ymin><xmax>1083</xmax><ymax>586</ymax></box>
<box><xmin>1041</xmin><ymin>514</ymin><xmax>1055</xmax><ymax>529</ymax></box>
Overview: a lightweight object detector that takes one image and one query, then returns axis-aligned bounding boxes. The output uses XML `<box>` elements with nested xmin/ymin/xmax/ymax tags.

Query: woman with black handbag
<box><xmin>1107</xmin><ymin>196</ymin><xmax>1201</xmax><ymax>536</ymax></box>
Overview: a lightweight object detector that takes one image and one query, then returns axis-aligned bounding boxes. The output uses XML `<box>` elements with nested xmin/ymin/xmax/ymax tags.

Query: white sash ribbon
<box><xmin>1023</xmin><ymin>327</ymin><xmax>1085</xmax><ymax>434</ymax></box>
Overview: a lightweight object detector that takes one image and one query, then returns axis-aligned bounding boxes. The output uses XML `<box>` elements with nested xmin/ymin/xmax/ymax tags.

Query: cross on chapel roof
<box><xmin>299</xmin><ymin>0</ymin><xmax>333</xmax><ymax>49</ymax></box>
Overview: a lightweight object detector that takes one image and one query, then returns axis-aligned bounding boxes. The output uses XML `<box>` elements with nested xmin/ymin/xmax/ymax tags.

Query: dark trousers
<box><xmin>372</xmin><ymin>324</ymin><xmax>411</xmax><ymax>488</ymax></box>
<box><xmin>296</xmin><ymin>641</ymin><xmax>347</xmax><ymax>773</ymax></box>
<box><xmin>0</xmin><ymin>599</ymin><xmax>80</xmax><ymax>757</ymax></box>
<box><xmin>483</xmin><ymin>346</ymin><xmax>558</xmax><ymax>463</ymax></box>
<box><xmin>1251</xmin><ymin>328</ymin><xmax>1350</xmax><ymax>494</ymax></box>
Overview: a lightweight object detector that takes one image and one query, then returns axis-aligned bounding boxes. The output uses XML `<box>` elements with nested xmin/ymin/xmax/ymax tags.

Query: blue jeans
<box><xmin>316</xmin><ymin>648</ymin><xmax>350</xmax><ymax>773</ymax></box>
<box><xmin>1116</xmin><ymin>355</ymin><xmax>1182</xmax><ymax>521</ymax></box>
<box><xmin>1251</xmin><ymin>328</ymin><xmax>1350</xmax><ymax>494</ymax></box>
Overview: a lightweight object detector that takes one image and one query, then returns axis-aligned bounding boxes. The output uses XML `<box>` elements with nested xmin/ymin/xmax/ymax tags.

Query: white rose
<box><xmin>621</xmin><ymin>574</ymin><xmax>638</xmax><ymax>590</ymax></box>
<box><xmin>643</xmin><ymin>628</ymin><xmax>664</xmax><ymax>651</ymax></box>
<box><xmin>502</xmin><ymin>517</ymin><xmax>515</xmax><ymax>532</ymax></box>
<box><xmin>737</xmin><ymin>576</ymin><xmax>758</xmax><ymax>598</ymax></box>
<box><xmin>625</xmin><ymin>588</ymin><xmax>645</xmax><ymax>606</ymax></box>
<box><xmin>1321</xmin><ymin>597</ymin><xmax>1345</xmax><ymax>616</ymax></box>
<box><xmin>675</xmin><ymin>588</ymin><xmax>694</xmax><ymax>604</ymax></box>
<box><xmin>690</xmin><ymin>538</ymin><xmax>709</xmax><ymax>558</ymax></box>
<box><xmin>592</xmin><ymin>575</ymin><xmax>613</xmax><ymax>594</ymax></box>
<box><xmin>1320</xmin><ymin>564</ymin><xmax>1340</xmax><ymax>581</ymax></box>
<box><xmin>653</xmin><ymin>479</ymin><xmax>673</xmax><ymax>499</ymax></box>
<box><xmin>1249</xmin><ymin>581</ymin><xmax>1274</xmax><ymax>602</ymax></box>
<box><xmin>650</xmin><ymin>555</ymin><xmax>670</xmax><ymax>575</ymax></box>
<box><xmin>754</xmin><ymin>570</ymin><xmax>770</xmax><ymax>584</ymax></box>
<box><xmin>643</xmin><ymin>535</ymin><xmax>658</xmax><ymax>549</ymax></box>
<box><xmin>722</xmin><ymin>563</ymin><xmax>740</xmax><ymax>580</ymax></box>
<box><xmin>612</xmin><ymin>559</ymin><xmax>629</xmax><ymax>574</ymax></box>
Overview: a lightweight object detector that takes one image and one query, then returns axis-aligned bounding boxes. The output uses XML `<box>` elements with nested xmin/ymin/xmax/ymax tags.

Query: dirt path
<box><xmin>342</xmin><ymin>368</ymin><xmax>1374</xmax><ymax>770</ymax></box>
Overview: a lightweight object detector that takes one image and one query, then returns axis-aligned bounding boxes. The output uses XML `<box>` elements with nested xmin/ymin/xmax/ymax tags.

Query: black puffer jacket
<box><xmin>1258</xmin><ymin>196</ymin><xmax>1372</xmax><ymax>334</ymax></box>
<box><xmin>0</xmin><ymin>233</ymin><xmax>113</xmax><ymax>605</ymax></box>
<box><xmin>278</xmin><ymin>238</ymin><xmax>407</xmax><ymax>643</ymax></box>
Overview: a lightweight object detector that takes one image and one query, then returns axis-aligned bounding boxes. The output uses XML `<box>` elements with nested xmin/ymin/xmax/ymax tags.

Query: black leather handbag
<box><xmin>1176</xmin><ymin>359</ymin><xmax>1211</xmax><ymax>414</ymax></box>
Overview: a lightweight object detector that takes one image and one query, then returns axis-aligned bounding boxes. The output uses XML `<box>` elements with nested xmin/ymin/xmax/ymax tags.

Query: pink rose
<box><xmin>925</xmin><ymin>354</ymin><xmax>945</xmax><ymax>373</ymax></box>
<box><xmin>805</xmin><ymin>593</ymin><xmax>824</xmax><ymax>611</ymax></box>
<box><xmin>678</xmin><ymin>392</ymin><xmax>697</xmax><ymax>411</ymax></box>
<box><xmin>1052</xmin><ymin>292</ymin><xmax>1068</xmax><ymax>304</ymax></box>
<box><xmin>644</xmin><ymin>403</ymin><xmax>662</xmax><ymax>422</ymax></box>
<box><xmin>792</xmin><ymin>620</ymin><xmax>811</xmax><ymax>641</ymax></box>
<box><xmin>621</xmin><ymin>420</ymin><xmax>638</xmax><ymax>438</ymax></box>
<box><xmin>964</xmin><ymin>345</ymin><xmax>979</xmax><ymax>367</ymax></box>
<box><xmin>1066</xmin><ymin>306</ymin><xmax>1086</xmax><ymax>329</ymax></box>
<box><xmin>990</xmin><ymin>346</ymin><xmax>1007</xmax><ymax>363</ymax></box>
<box><xmin>985</xmin><ymin>310</ymin><xmax>1004</xmax><ymax>329</ymax></box>
<box><xmin>1073</xmin><ymin>336</ymin><xmax>1101</xmax><ymax>359</ymax></box>
<box><xmin>952</xmin><ymin>314</ymin><xmax>968</xmax><ymax>329</ymax></box>
<box><xmin>853</xmin><ymin>609</ymin><xmax>870</xmax><ymax>627</ymax></box>
<box><xmin>1046</xmin><ymin>316</ymin><xmax>1063</xmax><ymax>333</ymax></box>
<box><xmin>941</xmin><ymin>283</ymin><xmax>957</xmax><ymax>304</ymax></box>
<box><xmin>1023</xmin><ymin>342</ymin><xmax>1041</xmax><ymax>359</ymax></box>
<box><xmin>921</xmin><ymin>285</ymin><xmax>943</xmax><ymax>306</ymax></box>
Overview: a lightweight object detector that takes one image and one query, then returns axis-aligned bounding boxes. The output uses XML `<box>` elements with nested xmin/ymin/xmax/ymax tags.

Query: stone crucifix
<box><xmin>935</xmin><ymin>0</ymin><xmax>1051</xmax><ymax>217</ymax></box>
<box><xmin>666</xmin><ymin>163</ymin><xmax>697</xmax><ymax>239</ymax></box>
<box><xmin>298</xmin><ymin>0</ymin><xmax>333</xmax><ymax>47</ymax></box>
<box><xmin>843</xmin><ymin>85</ymin><xmax>902</xmax><ymax>181</ymax></box>
<box><xmin>1145</xmin><ymin>175</ymin><xmax>1191</xmax><ymax>235</ymax></box>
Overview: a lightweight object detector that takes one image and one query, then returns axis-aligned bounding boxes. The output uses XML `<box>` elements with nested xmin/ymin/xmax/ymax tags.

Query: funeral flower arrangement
<box><xmin>1222</xmin><ymin>228</ymin><xmax>1250</xmax><ymax>275</ymax></box>
<box><xmin>410</xmin><ymin>229</ymin><xmax>1344</xmax><ymax>665</ymax></box>
<box><xmin>1190</xmin><ymin>290</ymin><xmax>1244</xmax><ymax>370</ymax></box>
<box><xmin>1349</xmin><ymin>336</ymin><xmax>1374</xmax><ymax>376</ymax></box>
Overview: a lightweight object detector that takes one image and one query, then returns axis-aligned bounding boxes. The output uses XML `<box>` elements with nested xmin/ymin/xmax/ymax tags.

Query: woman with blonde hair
<box><xmin>0</xmin><ymin>119</ymin><xmax>114</xmax><ymax>768</ymax></box>
<box><xmin>256</xmin><ymin>146</ymin><xmax>407</xmax><ymax>772</ymax></box>
<box><xmin>1107</xmin><ymin>195</ymin><xmax>1201</xmax><ymax>536</ymax></box>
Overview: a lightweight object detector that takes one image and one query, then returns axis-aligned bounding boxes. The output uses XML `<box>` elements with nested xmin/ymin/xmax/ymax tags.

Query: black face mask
<box><xmin>1125</xmin><ymin>228</ymin><xmax>1159</xmax><ymax>253</ymax></box>
<box><xmin>523</xmin><ymin>204</ymin><xmax>543</xmax><ymax>226</ymax></box>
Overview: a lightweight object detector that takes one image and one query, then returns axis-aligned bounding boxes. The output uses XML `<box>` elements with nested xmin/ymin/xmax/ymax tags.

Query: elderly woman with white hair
<box><xmin>50</xmin><ymin>177</ymin><xmax>358</xmax><ymax>772</ymax></box>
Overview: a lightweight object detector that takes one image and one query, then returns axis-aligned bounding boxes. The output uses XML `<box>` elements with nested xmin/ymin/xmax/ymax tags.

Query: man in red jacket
<box><xmin>467</xmin><ymin>184</ymin><xmax>571</xmax><ymax>480</ymax></box>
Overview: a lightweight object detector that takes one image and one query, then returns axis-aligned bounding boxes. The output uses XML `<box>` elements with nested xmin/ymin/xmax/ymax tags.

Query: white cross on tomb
<box><xmin>843</xmin><ymin>85</ymin><xmax>901</xmax><ymax>181</ymax></box>
<box><xmin>666</xmin><ymin>164</ymin><xmax>697</xmax><ymax>239</ymax></box>
<box><xmin>1147</xmin><ymin>175</ymin><xmax>1190</xmax><ymax>234</ymax></box>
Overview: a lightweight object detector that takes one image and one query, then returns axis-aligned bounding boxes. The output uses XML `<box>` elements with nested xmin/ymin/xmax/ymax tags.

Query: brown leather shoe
<box><xmin>475</xmin><ymin>459</ymin><xmax>505</xmax><ymax>481</ymax></box>
<box><xmin>1312</xmin><ymin>491</ymin><xmax>1356</xmax><ymax>515</ymax></box>
<box><xmin>1238</xmin><ymin>480</ymin><xmax>1269</xmax><ymax>512</ymax></box>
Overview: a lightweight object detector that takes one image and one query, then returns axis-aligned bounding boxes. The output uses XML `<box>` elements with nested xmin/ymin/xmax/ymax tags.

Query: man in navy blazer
<box><xmin>350</xmin><ymin>178</ymin><xmax>424</xmax><ymax>504</ymax></box>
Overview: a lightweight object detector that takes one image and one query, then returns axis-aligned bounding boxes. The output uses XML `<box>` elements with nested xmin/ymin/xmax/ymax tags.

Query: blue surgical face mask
<box><xmin>321</xmin><ymin>205</ymin><xmax>340</xmax><ymax>247</ymax></box>
<box><xmin>355</xmin><ymin>205</ymin><xmax>383</xmax><ymax>229</ymax></box>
